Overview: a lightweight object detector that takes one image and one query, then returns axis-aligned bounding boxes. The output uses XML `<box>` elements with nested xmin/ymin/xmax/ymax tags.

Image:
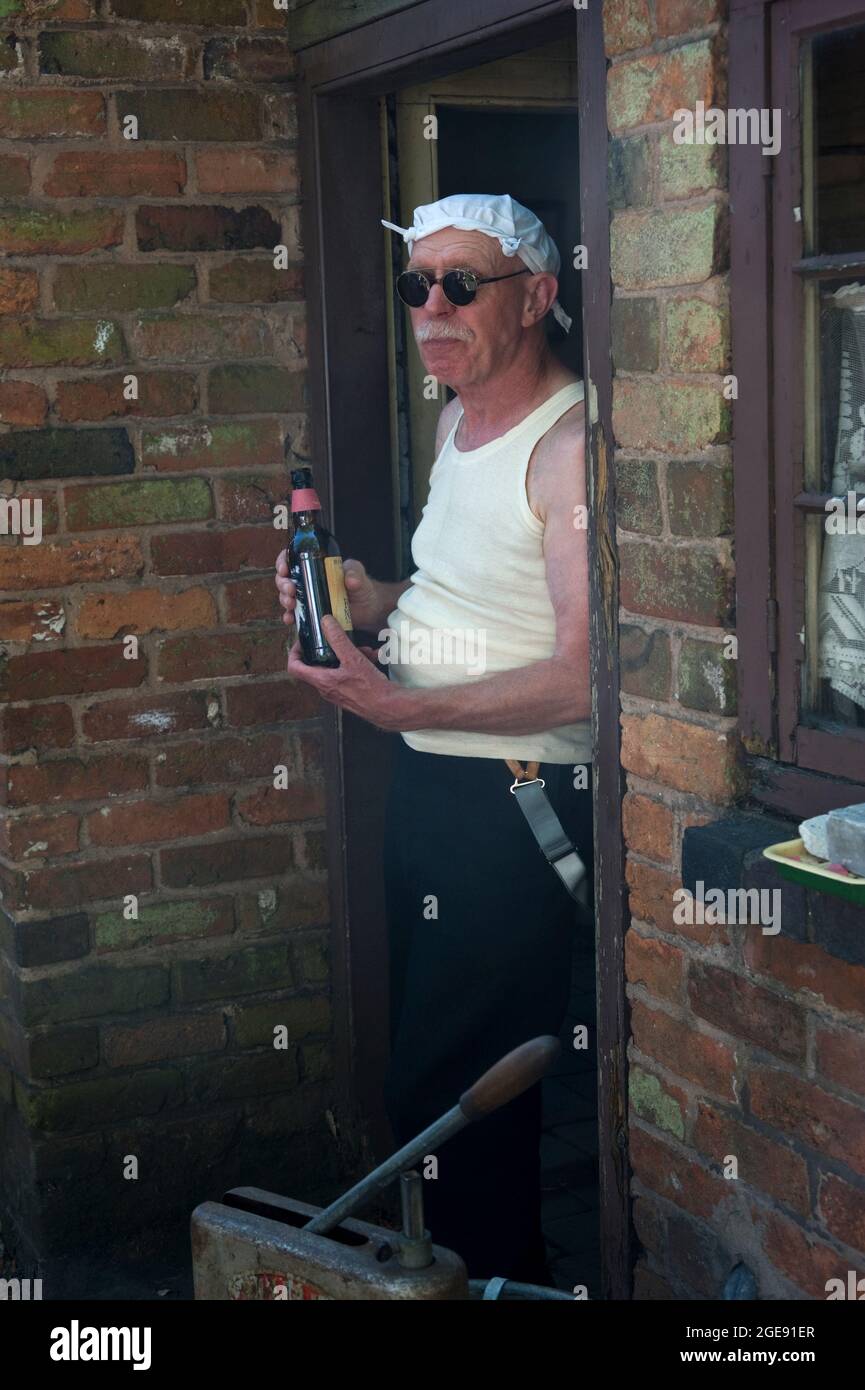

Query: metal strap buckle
<box><xmin>509</xmin><ymin>775</ymin><xmax>545</xmax><ymax>795</ymax></box>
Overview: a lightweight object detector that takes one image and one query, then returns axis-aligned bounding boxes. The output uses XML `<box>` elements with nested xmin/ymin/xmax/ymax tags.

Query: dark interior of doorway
<box><xmin>403</xmin><ymin>103</ymin><xmax>600</xmax><ymax>1297</ymax></box>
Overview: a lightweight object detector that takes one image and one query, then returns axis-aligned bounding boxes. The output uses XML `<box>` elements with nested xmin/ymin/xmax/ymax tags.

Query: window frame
<box><xmin>731</xmin><ymin>0</ymin><xmax>865</xmax><ymax>815</ymax></box>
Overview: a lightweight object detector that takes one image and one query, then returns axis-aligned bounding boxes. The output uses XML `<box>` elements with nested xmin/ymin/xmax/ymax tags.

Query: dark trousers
<box><xmin>382</xmin><ymin>738</ymin><xmax>594</xmax><ymax>1283</ymax></box>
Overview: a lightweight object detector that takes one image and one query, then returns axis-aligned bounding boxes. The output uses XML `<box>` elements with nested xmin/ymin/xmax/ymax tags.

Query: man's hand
<box><xmin>287</xmin><ymin>616</ymin><xmax>410</xmax><ymax>731</ymax></box>
<box><xmin>275</xmin><ymin>551</ymin><xmax>394</xmax><ymax>632</ymax></box>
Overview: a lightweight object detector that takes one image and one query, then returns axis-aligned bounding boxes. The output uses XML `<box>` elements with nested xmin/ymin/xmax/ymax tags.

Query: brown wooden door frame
<box><xmin>295</xmin><ymin>0</ymin><xmax>631</xmax><ymax>1299</ymax></box>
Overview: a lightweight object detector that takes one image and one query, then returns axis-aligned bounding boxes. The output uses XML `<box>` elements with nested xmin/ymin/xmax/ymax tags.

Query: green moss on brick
<box><xmin>65</xmin><ymin>478</ymin><xmax>212</xmax><ymax>530</ymax></box>
<box><xmin>19</xmin><ymin>963</ymin><xmax>168</xmax><ymax>1028</ymax></box>
<box><xmin>0</xmin><ymin>428</ymin><xmax>134</xmax><ymax>481</ymax></box>
<box><xmin>616</xmin><ymin>459</ymin><xmax>662</xmax><ymax>534</ymax></box>
<box><xmin>95</xmin><ymin>897</ymin><xmax>227</xmax><ymax>951</ymax></box>
<box><xmin>678</xmin><ymin>637</ymin><xmax>737</xmax><ymax>715</ymax></box>
<box><xmin>173</xmin><ymin>943</ymin><xmax>293</xmax><ymax>1005</ymax></box>
<box><xmin>118</xmin><ymin>89</ymin><xmax>262</xmax><ymax>142</ymax></box>
<box><xmin>40</xmin><ymin>32</ymin><xmax>192</xmax><ymax>81</ymax></box>
<box><xmin>54</xmin><ymin>264</ymin><xmax>196</xmax><ymax>313</ymax></box>
<box><xmin>209</xmin><ymin>365</ymin><xmax>305</xmax><ymax>415</ymax></box>
<box><xmin>0</xmin><ymin>318</ymin><xmax>124</xmax><ymax>369</ymax></box>
<box><xmin>0</xmin><ymin>206</ymin><xmax>121</xmax><ymax>255</ymax></box>
<box><xmin>15</xmin><ymin>1067</ymin><xmax>183</xmax><ymax>1133</ymax></box>
<box><xmin>234</xmin><ymin>995</ymin><xmax>331</xmax><ymax>1047</ymax></box>
<box><xmin>142</xmin><ymin>420</ymin><xmax>283</xmax><ymax>470</ymax></box>
<box><xmin>630</xmin><ymin>1067</ymin><xmax>685</xmax><ymax>1139</ymax></box>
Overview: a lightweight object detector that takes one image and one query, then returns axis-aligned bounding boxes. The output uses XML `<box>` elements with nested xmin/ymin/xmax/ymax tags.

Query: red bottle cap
<box><xmin>291</xmin><ymin>488</ymin><xmax>321</xmax><ymax>512</ymax></box>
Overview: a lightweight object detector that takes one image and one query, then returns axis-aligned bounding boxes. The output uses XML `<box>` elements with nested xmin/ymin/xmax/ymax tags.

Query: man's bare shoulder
<box><xmin>527</xmin><ymin>391</ymin><xmax>587</xmax><ymax>521</ymax></box>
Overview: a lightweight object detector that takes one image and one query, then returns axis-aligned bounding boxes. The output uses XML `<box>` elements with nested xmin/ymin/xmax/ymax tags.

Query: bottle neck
<box><xmin>292</xmin><ymin>507</ymin><xmax>321</xmax><ymax>528</ymax></box>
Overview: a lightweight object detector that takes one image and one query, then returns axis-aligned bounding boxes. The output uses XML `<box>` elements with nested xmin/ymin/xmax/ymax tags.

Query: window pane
<box><xmin>811</xmin><ymin>23</ymin><xmax>865</xmax><ymax>255</ymax></box>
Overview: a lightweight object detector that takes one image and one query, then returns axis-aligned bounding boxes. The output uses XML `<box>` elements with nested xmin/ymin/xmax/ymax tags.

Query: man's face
<box><xmin>404</xmin><ymin>228</ymin><xmax>546</xmax><ymax>389</ymax></box>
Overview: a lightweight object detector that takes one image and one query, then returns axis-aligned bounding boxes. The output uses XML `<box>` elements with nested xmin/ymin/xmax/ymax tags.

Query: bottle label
<box><xmin>325</xmin><ymin>556</ymin><xmax>353</xmax><ymax>632</ymax></box>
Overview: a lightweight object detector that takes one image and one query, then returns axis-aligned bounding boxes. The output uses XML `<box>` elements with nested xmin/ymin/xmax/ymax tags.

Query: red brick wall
<box><xmin>606</xmin><ymin>0</ymin><xmax>865</xmax><ymax>1299</ymax></box>
<box><xmin>0</xmin><ymin>0</ymin><xmax>345</xmax><ymax>1268</ymax></box>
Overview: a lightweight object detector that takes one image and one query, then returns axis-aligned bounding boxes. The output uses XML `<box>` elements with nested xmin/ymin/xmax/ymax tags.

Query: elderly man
<box><xmin>275</xmin><ymin>194</ymin><xmax>593</xmax><ymax>1285</ymax></box>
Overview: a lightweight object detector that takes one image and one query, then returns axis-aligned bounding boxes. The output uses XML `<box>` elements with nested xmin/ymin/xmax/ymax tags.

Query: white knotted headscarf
<box><xmin>382</xmin><ymin>192</ymin><xmax>572</xmax><ymax>334</ymax></box>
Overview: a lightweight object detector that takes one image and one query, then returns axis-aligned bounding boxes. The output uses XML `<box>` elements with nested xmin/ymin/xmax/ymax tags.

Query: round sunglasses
<box><xmin>396</xmin><ymin>266</ymin><xmax>530</xmax><ymax>309</ymax></box>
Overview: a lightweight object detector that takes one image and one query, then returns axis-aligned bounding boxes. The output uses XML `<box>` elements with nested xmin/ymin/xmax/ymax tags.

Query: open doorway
<box><xmin>296</xmin><ymin>0</ymin><xmax>628</xmax><ymax>1301</ymax></box>
<box><xmin>380</xmin><ymin>34</ymin><xmax>599</xmax><ymax>1298</ymax></box>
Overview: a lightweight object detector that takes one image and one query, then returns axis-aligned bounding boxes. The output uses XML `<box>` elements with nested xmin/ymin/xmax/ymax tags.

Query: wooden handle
<box><xmin>458</xmin><ymin>1036</ymin><xmax>561</xmax><ymax>1121</ymax></box>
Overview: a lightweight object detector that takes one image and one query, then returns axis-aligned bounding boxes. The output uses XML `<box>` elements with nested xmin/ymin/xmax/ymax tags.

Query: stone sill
<box><xmin>681</xmin><ymin>812</ymin><xmax>865</xmax><ymax>969</ymax></box>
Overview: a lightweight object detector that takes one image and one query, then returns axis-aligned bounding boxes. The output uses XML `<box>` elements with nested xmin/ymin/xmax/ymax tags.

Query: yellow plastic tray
<box><xmin>763</xmin><ymin>838</ymin><xmax>865</xmax><ymax>904</ymax></box>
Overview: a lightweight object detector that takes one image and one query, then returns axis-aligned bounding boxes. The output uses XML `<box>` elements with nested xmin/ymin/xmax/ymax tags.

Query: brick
<box><xmin>236</xmin><ymin>877</ymin><xmax>329</xmax><ymax>934</ymax></box>
<box><xmin>0</xmin><ymin>88</ymin><xmax>105</xmax><ymax>138</ymax></box>
<box><xmin>197</xmin><ymin>150</ymin><xmax>297</xmax><ymax>197</ymax></box>
<box><xmin>5</xmin><ymin>811</ymin><xmax>79</xmax><ymax>861</ymax></box>
<box><xmin>77</xmin><ymin>586</ymin><xmax>216</xmax><ymax>640</ymax></box>
<box><xmin>15</xmin><ymin>1067</ymin><xmax>182</xmax><ymax>1133</ymax></box>
<box><xmin>0</xmin><ymin>267</ymin><xmax>39</xmax><ymax>315</ymax></box>
<box><xmin>667</xmin><ymin>459</ymin><xmax>732</xmax><ymax>536</ymax></box>
<box><xmin>253</xmin><ymin>0</ymin><xmax>287</xmax><ymax>25</ymax></box>
<box><xmin>149</xmin><ymin>524</ymin><xmax>280</xmax><ymax>576</ymax></box>
<box><xmin>0</xmin><ymin>534</ymin><xmax>142</xmax><ymax>592</ymax></box>
<box><xmin>104</xmin><ymin>1013</ymin><xmax>226</xmax><ymax>1067</ymax></box>
<box><xmin>1</xmin><ymin>910</ymin><xmax>89</xmax><ymax>966</ymax></box>
<box><xmin>0</xmin><ymin>702</ymin><xmax>75</xmax><ymax>755</ymax></box>
<box><xmin>293</xmin><ymin>933</ymin><xmax>328</xmax><ymax>984</ymax></box>
<box><xmin>744</xmin><ymin>933</ymin><xmax>865</xmax><ymax>1017</ymax></box>
<box><xmin>0</xmin><ymin>598</ymin><xmax>64</xmax><ymax>643</ymax></box>
<box><xmin>137</xmin><ymin>203</ymin><xmax>279</xmax><ymax>254</ymax></box>
<box><xmin>119</xmin><ymin>90</ymin><xmax>262</xmax><ymax>143</ymax></box>
<box><xmin>818</xmin><ymin>1172</ymin><xmax>865</xmax><ymax>1253</ymax></box>
<box><xmin>204</xmin><ymin>36</ymin><xmax>295</xmax><ymax>82</ymax></box>
<box><xmin>621</xmin><ymin>712</ymin><xmax>739</xmax><ymax>801</ymax></box>
<box><xmin>608</xmin><ymin>39</ymin><xmax>722</xmax><ymax>131</ymax></box>
<box><xmin>620</xmin><ymin>541</ymin><xmax>733</xmax><ymax>624</ymax></box>
<box><xmin>20</xmin><ymin>854</ymin><xmax>153</xmax><ymax>914</ymax></box>
<box><xmin>0</xmin><ymin>153</ymin><xmax>30</xmax><ymax>196</ymax></box>
<box><xmin>56</xmin><ymin>372</ymin><xmax>197</xmax><ymax>423</ymax></box>
<box><xmin>185</xmin><ymin>1049</ymin><xmax>298</xmax><ymax>1105</ymax></box>
<box><xmin>656</xmin><ymin>0</ymin><xmax>724</xmax><ymax>37</ymax></box>
<box><xmin>620</xmin><ymin>622</ymin><xmax>672</xmax><ymax>699</ymax></box>
<box><xmin>616</xmin><ymin>458</ymin><xmax>662</xmax><ymax>534</ymax></box>
<box><xmin>0</xmin><ymin>427</ymin><xmax>134</xmax><ymax>481</ymax></box>
<box><xmin>153</xmin><ymin>731</ymin><xmax>284</xmax><ymax>788</ymax></box>
<box><xmin>209</xmin><ymin>364</ymin><xmax>305</xmax><ymax>414</ymax></box>
<box><xmin>41</xmin><ymin>31</ymin><xmax>195</xmax><ymax>80</ymax></box>
<box><xmin>0</xmin><ymin>206</ymin><xmax>123</xmax><ymax>256</ymax></box>
<box><xmin>666</xmin><ymin>293</ymin><xmax>730</xmax><ymax>372</ymax></box>
<box><xmin>236</xmin><ymin>783</ymin><xmax>326</xmax><ymax>827</ymax></box>
<box><xmin>630</xmin><ymin>1124</ymin><xmax>729</xmax><ymax>1219</ymax></box>
<box><xmin>689</xmin><ymin>963</ymin><xmax>806</xmax><ymax>1062</ymax></box>
<box><xmin>223</xmin><ymin>575</ymin><xmax>281</xmax><ymax>623</ymax></box>
<box><xmin>611</xmin><ymin>204</ymin><xmax>727</xmax><ymax>290</ymax></box>
<box><xmin>608</xmin><ymin>134</ymin><xmax>652</xmax><ymax>210</ymax></box>
<box><xmin>693</xmin><ymin>1099</ymin><xmax>811</xmax><ymax>1215</ymax></box>
<box><xmin>660</xmin><ymin>136</ymin><xmax>725</xmax><ymax>198</ymax></box>
<box><xmin>44</xmin><ymin>150</ymin><xmax>186</xmax><ymax>199</ymax></box>
<box><xmin>8</xmin><ymin>752</ymin><xmax>148</xmax><ymax>808</ymax></box>
<box><xmin>756</xmin><ymin>1206</ymin><xmax>865</xmax><ymax>1300</ymax></box>
<box><xmin>142</xmin><ymin>419</ymin><xmax>283</xmax><ymax>472</ymax></box>
<box><xmin>172</xmin><ymin>941</ymin><xmax>293</xmax><ymax>1004</ymax></box>
<box><xmin>0</xmin><ymin>646</ymin><xmax>147</xmax><ymax>704</ymax></box>
<box><xmin>678</xmin><ymin>637</ymin><xmax>737</xmax><ymax>714</ymax></box>
<box><xmin>0</xmin><ymin>319</ymin><xmax>124</xmax><ymax>368</ymax></box>
<box><xmin>29</xmin><ymin>1027</ymin><xmax>99</xmax><ymax>1080</ymax></box>
<box><xmin>64</xmin><ymin>477</ymin><xmax>212</xmax><ymax>530</ymax></box>
<box><xmin>631</xmin><ymin>997</ymin><xmax>737</xmax><ymax>1099</ymax></box>
<box><xmin>216</xmin><ymin>475</ymin><xmax>284</xmax><ymax>525</ymax></box>
<box><xmin>109</xmin><ymin>0</ymin><xmax>246</xmax><ymax>21</ymax></box>
<box><xmin>808</xmin><ymin>893</ymin><xmax>865</xmax><ymax>971</ymax></box>
<box><xmin>604</xmin><ymin>0</ymin><xmax>652</xmax><ymax>55</ymax></box>
<box><xmin>612</xmin><ymin>296</ymin><xmax>658</xmax><ymax>370</ymax></box>
<box><xmin>749</xmin><ymin>1065</ymin><xmax>865</xmax><ymax>1175</ymax></box>
<box><xmin>225</xmin><ymin>677</ymin><xmax>322</xmax><ymax>726</ymax></box>
<box><xmin>53</xmin><ymin>263</ymin><xmax>195</xmax><ymax>313</ymax></box>
<box><xmin>21</xmin><ymin>0</ymin><xmax>96</xmax><ymax>16</ymax></box>
<box><xmin>625</xmin><ymin>928</ymin><xmax>685</xmax><ymax>1004</ymax></box>
<box><xmin>816</xmin><ymin>1024</ymin><xmax>865</xmax><ymax>1098</ymax></box>
<box><xmin>161</xmin><ymin>833</ymin><xmax>297</xmax><ymax>890</ymax></box>
<box><xmin>87</xmin><ymin>792</ymin><xmax>229</xmax><ymax>847</ymax></box>
<box><xmin>156</xmin><ymin>628</ymin><xmax>286</xmax><ymax>682</ymax></box>
<box><xmin>623</xmin><ymin>791</ymin><xmax>674</xmax><ymax>862</ymax></box>
<box><xmin>82</xmin><ymin>690</ymin><xmax>212</xmax><ymax>743</ymax></box>
<box><xmin>235</xmin><ymin>994</ymin><xmax>330</xmax><ymax>1048</ymax></box>
<box><xmin>629</xmin><ymin>1063</ymin><xmax>687</xmax><ymax>1138</ymax></box>
<box><xmin>94</xmin><ymin>894</ymin><xmax>233</xmax><ymax>953</ymax></box>
<box><xmin>129</xmin><ymin>312</ymin><xmax>272</xmax><ymax>363</ymax></box>
<box><xmin>0</xmin><ymin>380</ymin><xmax>48</xmax><ymax>426</ymax></box>
<box><xmin>208</xmin><ymin>257</ymin><xmax>303</xmax><ymax>303</ymax></box>
<box><xmin>614</xmin><ymin>378</ymin><xmax>730</xmax><ymax>452</ymax></box>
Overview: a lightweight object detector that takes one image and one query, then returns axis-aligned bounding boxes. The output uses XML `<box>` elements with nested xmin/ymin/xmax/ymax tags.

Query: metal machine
<box><xmin>191</xmin><ymin>1035</ymin><xmax>572</xmax><ymax>1301</ymax></box>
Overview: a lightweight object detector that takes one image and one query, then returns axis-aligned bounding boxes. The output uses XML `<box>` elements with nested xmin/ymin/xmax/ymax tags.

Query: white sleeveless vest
<box><xmin>384</xmin><ymin>379</ymin><xmax>592</xmax><ymax>764</ymax></box>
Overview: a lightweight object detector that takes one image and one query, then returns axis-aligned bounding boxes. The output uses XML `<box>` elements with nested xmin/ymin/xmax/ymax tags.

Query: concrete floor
<box><xmin>541</xmin><ymin>923</ymin><xmax>601</xmax><ymax>1297</ymax></box>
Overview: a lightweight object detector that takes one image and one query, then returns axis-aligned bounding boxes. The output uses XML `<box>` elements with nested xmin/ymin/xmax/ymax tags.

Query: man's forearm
<box><xmin>392</xmin><ymin>656</ymin><xmax>590</xmax><ymax>736</ymax></box>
